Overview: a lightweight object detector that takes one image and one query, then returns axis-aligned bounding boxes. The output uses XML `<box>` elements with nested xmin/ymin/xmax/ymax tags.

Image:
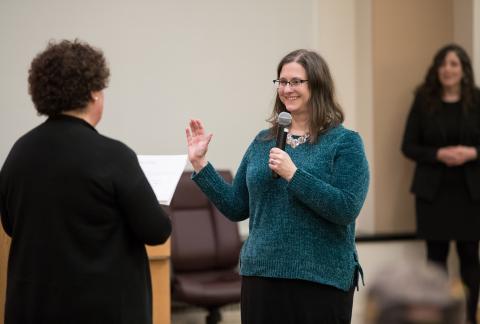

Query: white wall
<box><xmin>0</xmin><ymin>0</ymin><xmax>316</xmax><ymax>236</ymax></box>
<box><xmin>0</xmin><ymin>0</ymin><xmax>314</xmax><ymax>166</ymax></box>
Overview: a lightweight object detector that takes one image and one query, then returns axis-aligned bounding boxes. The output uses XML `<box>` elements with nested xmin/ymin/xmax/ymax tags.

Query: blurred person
<box><xmin>185</xmin><ymin>49</ymin><xmax>369</xmax><ymax>324</ymax></box>
<box><xmin>0</xmin><ymin>40</ymin><xmax>171</xmax><ymax>324</ymax></box>
<box><xmin>365</xmin><ymin>261</ymin><xmax>466</xmax><ymax>324</ymax></box>
<box><xmin>402</xmin><ymin>44</ymin><xmax>480</xmax><ymax>324</ymax></box>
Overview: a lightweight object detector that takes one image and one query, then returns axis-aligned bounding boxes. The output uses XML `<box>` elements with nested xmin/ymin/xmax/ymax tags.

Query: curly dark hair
<box><xmin>28</xmin><ymin>39</ymin><xmax>110</xmax><ymax>116</ymax></box>
<box><xmin>416</xmin><ymin>44</ymin><xmax>478</xmax><ymax>113</ymax></box>
<box><xmin>266</xmin><ymin>49</ymin><xmax>344</xmax><ymax>143</ymax></box>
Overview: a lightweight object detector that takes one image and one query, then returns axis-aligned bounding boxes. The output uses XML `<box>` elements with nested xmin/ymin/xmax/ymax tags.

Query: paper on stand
<box><xmin>138</xmin><ymin>154</ymin><xmax>187</xmax><ymax>205</ymax></box>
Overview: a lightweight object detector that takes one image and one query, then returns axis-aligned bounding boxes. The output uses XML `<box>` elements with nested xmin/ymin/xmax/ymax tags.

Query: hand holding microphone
<box><xmin>270</xmin><ymin>112</ymin><xmax>297</xmax><ymax>180</ymax></box>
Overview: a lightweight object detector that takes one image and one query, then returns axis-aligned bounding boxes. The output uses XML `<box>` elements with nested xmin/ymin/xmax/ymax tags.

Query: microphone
<box><xmin>272</xmin><ymin>112</ymin><xmax>292</xmax><ymax>178</ymax></box>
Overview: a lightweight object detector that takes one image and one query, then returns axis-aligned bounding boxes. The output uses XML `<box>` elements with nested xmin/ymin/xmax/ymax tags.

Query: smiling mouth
<box><xmin>285</xmin><ymin>96</ymin><xmax>299</xmax><ymax>100</ymax></box>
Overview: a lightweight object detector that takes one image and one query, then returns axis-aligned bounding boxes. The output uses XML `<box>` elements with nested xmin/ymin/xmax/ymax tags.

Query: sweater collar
<box><xmin>47</xmin><ymin>114</ymin><xmax>98</xmax><ymax>133</ymax></box>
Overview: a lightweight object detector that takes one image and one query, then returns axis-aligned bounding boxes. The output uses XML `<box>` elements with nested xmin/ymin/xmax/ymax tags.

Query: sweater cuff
<box><xmin>287</xmin><ymin>168</ymin><xmax>319</xmax><ymax>196</ymax></box>
<box><xmin>192</xmin><ymin>161</ymin><xmax>213</xmax><ymax>177</ymax></box>
<box><xmin>191</xmin><ymin>162</ymin><xmax>218</xmax><ymax>188</ymax></box>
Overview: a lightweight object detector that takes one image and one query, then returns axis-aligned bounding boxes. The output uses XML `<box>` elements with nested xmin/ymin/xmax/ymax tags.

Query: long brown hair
<box><xmin>416</xmin><ymin>44</ymin><xmax>478</xmax><ymax>113</ymax></box>
<box><xmin>266</xmin><ymin>49</ymin><xmax>344</xmax><ymax>143</ymax></box>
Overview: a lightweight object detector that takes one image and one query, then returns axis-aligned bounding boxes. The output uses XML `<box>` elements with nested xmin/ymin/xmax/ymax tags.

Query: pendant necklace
<box><xmin>286</xmin><ymin>133</ymin><xmax>310</xmax><ymax>148</ymax></box>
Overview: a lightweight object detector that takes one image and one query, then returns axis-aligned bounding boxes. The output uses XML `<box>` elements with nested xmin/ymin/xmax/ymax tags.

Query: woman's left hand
<box><xmin>439</xmin><ymin>145</ymin><xmax>478</xmax><ymax>166</ymax></box>
<box><xmin>453</xmin><ymin>145</ymin><xmax>478</xmax><ymax>165</ymax></box>
<box><xmin>269</xmin><ymin>148</ymin><xmax>297</xmax><ymax>181</ymax></box>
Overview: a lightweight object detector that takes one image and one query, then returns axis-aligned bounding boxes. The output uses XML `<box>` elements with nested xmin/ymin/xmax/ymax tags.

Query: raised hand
<box><xmin>186</xmin><ymin>119</ymin><xmax>213</xmax><ymax>172</ymax></box>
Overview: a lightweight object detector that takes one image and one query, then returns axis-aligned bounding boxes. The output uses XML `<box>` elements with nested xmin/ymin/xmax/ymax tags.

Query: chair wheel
<box><xmin>206</xmin><ymin>308</ymin><xmax>222</xmax><ymax>324</ymax></box>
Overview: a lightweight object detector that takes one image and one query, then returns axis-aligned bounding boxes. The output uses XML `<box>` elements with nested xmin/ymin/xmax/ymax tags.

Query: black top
<box><xmin>0</xmin><ymin>115</ymin><xmax>171</xmax><ymax>324</ymax></box>
<box><xmin>440</xmin><ymin>101</ymin><xmax>462</xmax><ymax>145</ymax></box>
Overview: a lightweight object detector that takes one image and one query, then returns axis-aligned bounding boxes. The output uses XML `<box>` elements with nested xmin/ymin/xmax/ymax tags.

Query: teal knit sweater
<box><xmin>192</xmin><ymin>125</ymin><xmax>369</xmax><ymax>291</ymax></box>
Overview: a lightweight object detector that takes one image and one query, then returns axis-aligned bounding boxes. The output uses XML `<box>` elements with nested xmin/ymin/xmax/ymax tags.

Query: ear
<box><xmin>91</xmin><ymin>91</ymin><xmax>101</xmax><ymax>102</ymax></box>
<box><xmin>88</xmin><ymin>90</ymin><xmax>104</xmax><ymax>126</ymax></box>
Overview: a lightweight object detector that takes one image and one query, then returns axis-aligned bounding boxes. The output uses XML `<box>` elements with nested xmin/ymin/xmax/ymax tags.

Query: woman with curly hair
<box><xmin>402</xmin><ymin>44</ymin><xmax>480</xmax><ymax>324</ymax></box>
<box><xmin>0</xmin><ymin>40</ymin><xmax>171</xmax><ymax>324</ymax></box>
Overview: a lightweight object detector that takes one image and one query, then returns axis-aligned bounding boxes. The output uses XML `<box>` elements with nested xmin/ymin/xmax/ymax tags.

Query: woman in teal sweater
<box><xmin>186</xmin><ymin>49</ymin><xmax>369</xmax><ymax>324</ymax></box>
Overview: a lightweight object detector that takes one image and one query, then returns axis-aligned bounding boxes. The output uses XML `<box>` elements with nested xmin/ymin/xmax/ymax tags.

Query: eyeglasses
<box><xmin>273</xmin><ymin>79</ymin><xmax>308</xmax><ymax>88</ymax></box>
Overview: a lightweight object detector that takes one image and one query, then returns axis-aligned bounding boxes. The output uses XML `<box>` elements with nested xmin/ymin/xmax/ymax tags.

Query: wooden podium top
<box><xmin>146</xmin><ymin>239</ymin><xmax>170</xmax><ymax>260</ymax></box>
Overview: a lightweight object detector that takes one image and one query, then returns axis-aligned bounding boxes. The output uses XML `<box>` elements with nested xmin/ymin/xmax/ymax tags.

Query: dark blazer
<box><xmin>401</xmin><ymin>90</ymin><xmax>480</xmax><ymax>201</ymax></box>
<box><xmin>0</xmin><ymin>115</ymin><xmax>171</xmax><ymax>324</ymax></box>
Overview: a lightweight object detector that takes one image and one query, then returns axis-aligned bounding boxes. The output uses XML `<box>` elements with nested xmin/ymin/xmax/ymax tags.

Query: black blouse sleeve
<box><xmin>113</xmin><ymin>147</ymin><xmax>171</xmax><ymax>245</ymax></box>
<box><xmin>401</xmin><ymin>94</ymin><xmax>440</xmax><ymax>164</ymax></box>
<box><xmin>0</xmin><ymin>196</ymin><xmax>11</xmax><ymax>236</ymax></box>
<box><xmin>0</xmin><ymin>158</ymin><xmax>12</xmax><ymax>236</ymax></box>
<box><xmin>474</xmin><ymin>89</ymin><xmax>480</xmax><ymax>160</ymax></box>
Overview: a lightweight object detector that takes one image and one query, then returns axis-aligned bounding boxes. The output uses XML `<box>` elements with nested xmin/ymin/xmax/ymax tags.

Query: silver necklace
<box><xmin>286</xmin><ymin>133</ymin><xmax>310</xmax><ymax>148</ymax></box>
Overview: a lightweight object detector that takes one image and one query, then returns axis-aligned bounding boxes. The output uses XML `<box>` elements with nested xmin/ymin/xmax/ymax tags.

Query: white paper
<box><xmin>137</xmin><ymin>154</ymin><xmax>188</xmax><ymax>206</ymax></box>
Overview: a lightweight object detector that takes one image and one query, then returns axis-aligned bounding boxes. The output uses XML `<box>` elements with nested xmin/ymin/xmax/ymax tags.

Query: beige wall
<box><xmin>372</xmin><ymin>0</ymin><xmax>454</xmax><ymax>233</ymax></box>
<box><xmin>317</xmin><ymin>0</ymin><xmax>459</xmax><ymax>234</ymax></box>
<box><xmin>475</xmin><ymin>0</ymin><xmax>480</xmax><ymax>80</ymax></box>
<box><xmin>315</xmin><ymin>0</ymin><xmax>375</xmax><ymax>233</ymax></box>
<box><xmin>454</xmin><ymin>0</ymin><xmax>474</xmax><ymax>56</ymax></box>
<box><xmin>355</xmin><ymin>0</ymin><xmax>375</xmax><ymax>233</ymax></box>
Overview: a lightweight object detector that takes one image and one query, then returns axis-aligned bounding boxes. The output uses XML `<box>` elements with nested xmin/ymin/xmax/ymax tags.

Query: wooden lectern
<box><xmin>0</xmin><ymin>231</ymin><xmax>9</xmax><ymax>321</ymax></box>
<box><xmin>146</xmin><ymin>240</ymin><xmax>171</xmax><ymax>324</ymax></box>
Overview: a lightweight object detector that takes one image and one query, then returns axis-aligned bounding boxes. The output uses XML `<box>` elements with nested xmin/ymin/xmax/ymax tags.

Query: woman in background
<box><xmin>186</xmin><ymin>49</ymin><xmax>369</xmax><ymax>324</ymax></box>
<box><xmin>402</xmin><ymin>44</ymin><xmax>480</xmax><ymax>324</ymax></box>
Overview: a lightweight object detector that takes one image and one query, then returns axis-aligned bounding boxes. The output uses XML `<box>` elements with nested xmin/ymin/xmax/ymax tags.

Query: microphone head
<box><xmin>277</xmin><ymin>112</ymin><xmax>292</xmax><ymax>127</ymax></box>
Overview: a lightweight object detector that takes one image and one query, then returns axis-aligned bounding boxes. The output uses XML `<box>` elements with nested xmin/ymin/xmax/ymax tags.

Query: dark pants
<box><xmin>240</xmin><ymin>276</ymin><xmax>355</xmax><ymax>324</ymax></box>
<box><xmin>426</xmin><ymin>240</ymin><xmax>480</xmax><ymax>324</ymax></box>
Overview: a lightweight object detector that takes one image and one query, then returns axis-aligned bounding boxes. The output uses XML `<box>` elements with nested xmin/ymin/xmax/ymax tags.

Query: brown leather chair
<box><xmin>170</xmin><ymin>170</ymin><xmax>242</xmax><ymax>324</ymax></box>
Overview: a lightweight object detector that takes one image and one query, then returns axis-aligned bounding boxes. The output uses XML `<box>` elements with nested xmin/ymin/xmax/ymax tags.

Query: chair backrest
<box><xmin>170</xmin><ymin>170</ymin><xmax>242</xmax><ymax>273</ymax></box>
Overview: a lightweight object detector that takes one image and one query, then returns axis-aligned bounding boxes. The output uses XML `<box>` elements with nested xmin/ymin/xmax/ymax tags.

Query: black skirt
<box><xmin>416</xmin><ymin>166</ymin><xmax>480</xmax><ymax>240</ymax></box>
<box><xmin>240</xmin><ymin>276</ymin><xmax>355</xmax><ymax>324</ymax></box>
